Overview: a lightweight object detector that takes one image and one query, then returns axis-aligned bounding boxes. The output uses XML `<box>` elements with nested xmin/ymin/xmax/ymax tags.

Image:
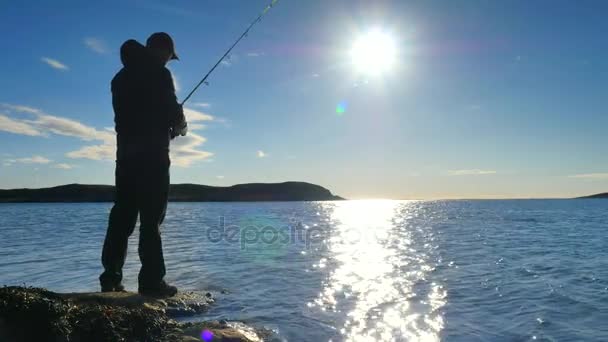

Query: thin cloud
<box><xmin>66</xmin><ymin>144</ymin><xmax>115</xmax><ymax>160</ymax></box>
<box><xmin>2</xmin><ymin>103</ymin><xmax>214</xmax><ymax>168</ymax></box>
<box><xmin>52</xmin><ymin>163</ymin><xmax>75</xmax><ymax>169</ymax></box>
<box><xmin>2</xmin><ymin>104</ymin><xmax>43</xmax><ymax>115</ymax></box>
<box><xmin>0</xmin><ymin>114</ymin><xmax>43</xmax><ymax>136</ymax></box>
<box><xmin>26</xmin><ymin>114</ymin><xmax>113</xmax><ymax>142</ymax></box>
<box><xmin>216</xmin><ymin>175</ymin><xmax>225</xmax><ymax>179</ymax></box>
<box><xmin>183</xmin><ymin>107</ymin><xmax>214</xmax><ymax>122</ymax></box>
<box><xmin>189</xmin><ymin>123</ymin><xmax>206</xmax><ymax>130</ymax></box>
<box><xmin>448</xmin><ymin>169</ymin><xmax>497</xmax><ymax>176</ymax></box>
<box><xmin>41</xmin><ymin>57</ymin><xmax>69</xmax><ymax>70</ymax></box>
<box><xmin>3</xmin><ymin>103</ymin><xmax>114</xmax><ymax>143</ymax></box>
<box><xmin>19</xmin><ymin>156</ymin><xmax>52</xmax><ymax>164</ymax></box>
<box><xmin>191</xmin><ymin>102</ymin><xmax>211</xmax><ymax>108</ymax></box>
<box><xmin>569</xmin><ymin>173</ymin><xmax>608</xmax><ymax>180</ymax></box>
<box><xmin>257</xmin><ymin>150</ymin><xmax>267</xmax><ymax>158</ymax></box>
<box><xmin>220</xmin><ymin>54</ymin><xmax>238</xmax><ymax>67</ymax></box>
<box><xmin>170</xmin><ymin>132</ymin><xmax>213</xmax><ymax>166</ymax></box>
<box><xmin>4</xmin><ymin>155</ymin><xmax>52</xmax><ymax>165</ymax></box>
<box><xmin>84</xmin><ymin>37</ymin><xmax>108</xmax><ymax>54</ymax></box>
<box><xmin>246</xmin><ymin>52</ymin><xmax>264</xmax><ymax>57</ymax></box>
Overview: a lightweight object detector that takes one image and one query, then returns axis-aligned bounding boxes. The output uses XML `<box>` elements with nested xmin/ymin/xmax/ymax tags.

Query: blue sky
<box><xmin>1</xmin><ymin>0</ymin><xmax>607</xmax><ymax>199</ymax></box>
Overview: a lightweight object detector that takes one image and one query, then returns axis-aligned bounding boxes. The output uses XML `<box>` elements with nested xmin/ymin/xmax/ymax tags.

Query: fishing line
<box><xmin>180</xmin><ymin>0</ymin><xmax>280</xmax><ymax>106</ymax></box>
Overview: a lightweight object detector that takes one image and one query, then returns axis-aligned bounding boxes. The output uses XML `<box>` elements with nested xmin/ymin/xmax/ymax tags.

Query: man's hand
<box><xmin>170</xmin><ymin>121</ymin><xmax>188</xmax><ymax>139</ymax></box>
<box><xmin>176</xmin><ymin>121</ymin><xmax>188</xmax><ymax>136</ymax></box>
<box><xmin>170</xmin><ymin>104</ymin><xmax>188</xmax><ymax>139</ymax></box>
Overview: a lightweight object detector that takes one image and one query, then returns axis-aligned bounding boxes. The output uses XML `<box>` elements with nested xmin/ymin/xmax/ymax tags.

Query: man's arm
<box><xmin>159</xmin><ymin>68</ymin><xmax>187</xmax><ymax>138</ymax></box>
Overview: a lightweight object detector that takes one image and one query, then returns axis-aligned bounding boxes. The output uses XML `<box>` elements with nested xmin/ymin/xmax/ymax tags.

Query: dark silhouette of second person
<box><xmin>100</xmin><ymin>32</ymin><xmax>187</xmax><ymax>297</ymax></box>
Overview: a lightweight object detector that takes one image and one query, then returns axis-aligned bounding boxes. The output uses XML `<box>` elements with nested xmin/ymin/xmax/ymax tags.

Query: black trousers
<box><xmin>100</xmin><ymin>156</ymin><xmax>170</xmax><ymax>287</ymax></box>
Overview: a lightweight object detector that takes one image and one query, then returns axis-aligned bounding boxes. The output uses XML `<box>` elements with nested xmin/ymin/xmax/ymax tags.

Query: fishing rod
<box><xmin>180</xmin><ymin>0</ymin><xmax>280</xmax><ymax>106</ymax></box>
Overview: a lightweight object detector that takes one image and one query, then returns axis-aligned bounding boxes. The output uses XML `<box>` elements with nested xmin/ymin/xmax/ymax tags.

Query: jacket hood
<box><xmin>120</xmin><ymin>39</ymin><xmax>149</xmax><ymax>68</ymax></box>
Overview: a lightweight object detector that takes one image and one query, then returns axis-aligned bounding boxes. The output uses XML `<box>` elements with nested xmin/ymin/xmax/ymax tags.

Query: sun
<box><xmin>350</xmin><ymin>29</ymin><xmax>397</xmax><ymax>76</ymax></box>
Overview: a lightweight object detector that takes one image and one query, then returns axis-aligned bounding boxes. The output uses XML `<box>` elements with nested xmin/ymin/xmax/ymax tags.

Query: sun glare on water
<box><xmin>350</xmin><ymin>29</ymin><xmax>398</xmax><ymax>76</ymax></box>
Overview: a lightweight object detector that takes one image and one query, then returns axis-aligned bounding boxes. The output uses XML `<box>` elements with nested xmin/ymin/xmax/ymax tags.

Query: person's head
<box><xmin>146</xmin><ymin>32</ymin><xmax>179</xmax><ymax>65</ymax></box>
<box><xmin>120</xmin><ymin>39</ymin><xmax>145</xmax><ymax>67</ymax></box>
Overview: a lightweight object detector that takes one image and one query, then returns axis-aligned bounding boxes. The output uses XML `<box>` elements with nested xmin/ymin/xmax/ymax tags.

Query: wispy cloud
<box><xmin>52</xmin><ymin>163</ymin><xmax>75</xmax><ymax>169</ymax></box>
<box><xmin>0</xmin><ymin>114</ymin><xmax>43</xmax><ymax>136</ymax></box>
<box><xmin>311</xmin><ymin>73</ymin><xmax>320</xmax><ymax>78</ymax></box>
<box><xmin>216</xmin><ymin>175</ymin><xmax>225</xmax><ymax>179</ymax></box>
<box><xmin>4</xmin><ymin>155</ymin><xmax>52</xmax><ymax>166</ymax></box>
<box><xmin>220</xmin><ymin>54</ymin><xmax>238</xmax><ymax>67</ymax></box>
<box><xmin>67</xmin><ymin>114</ymin><xmax>214</xmax><ymax>166</ymax></box>
<box><xmin>568</xmin><ymin>173</ymin><xmax>608</xmax><ymax>180</ymax></box>
<box><xmin>448</xmin><ymin>169</ymin><xmax>497</xmax><ymax>176</ymax></box>
<box><xmin>246</xmin><ymin>52</ymin><xmax>264</xmax><ymax>57</ymax></box>
<box><xmin>170</xmin><ymin>132</ymin><xmax>213</xmax><ymax>166</ymax></box>
<box><xmin>3</xmin><ymin>103</ymin><xmax>113</xmax><ymax>143</ymax></box>
<box><xmin>257</xmin><ymin>150</ymin><xmax>267</xmax><ymax>158</ymax></box>
<box><xmin>191</xmin><ymin>102</ymin><xmax>210</xmax><ymax>108</ymax></box>
<box><xmin>183</xmin><ymin>107</ymin><xmax>214</xmax><ymax>122</ymax></box>
<box><xmin>2</xmin><ymin>104</ymin><xmax>43</xmax><ymax>115</ymax></box>
<box><xmin>188</xmin><ymin>123</ymin><xmax>206</xmax><ymax>130</ymax></box>
<box><xmin>66</xmin><ymin>144</ymin><xmax>115</xmax><ymax>161</ymax></box>
<box><xmin>27</xmin><ymin>114</ymin><xmax>112</xmax><ymax>142</ymax></box>
<box><xmin>2</xmin><ymin>103</ymin><xmax>214</xmax><ymax>168</ymax></box>
<box><xmin>18</xmin><ymin>156</ymin><xmax>52</xmax><ymax>164</ymax></box>
<box><xmin>41</xmin><ymin>57</ymin><xmax>69</xmax><ymax>70</ymax></box>
<box><xmin>84</xmin><ymin>37</ymin><xmax>108</xmax><ymax>54</ymax></box>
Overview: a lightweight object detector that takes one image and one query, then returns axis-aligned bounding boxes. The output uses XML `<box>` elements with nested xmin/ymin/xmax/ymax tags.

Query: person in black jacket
<box><xmin>99</xmin><ymin>32</ymin><xmax>187</xmax><ymax>297</ymax></box>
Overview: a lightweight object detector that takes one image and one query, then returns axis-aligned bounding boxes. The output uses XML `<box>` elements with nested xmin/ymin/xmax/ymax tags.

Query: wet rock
<box><xmin>0</xmin><ymin>286</ymin><xmax>266</xmax><ymax>342</ymax></box>
<box><xmin>180</xmin><ymin>320</ymin><xmax>273</xmax><ymax>342</ymax></box>
<box><xmin>56</xmin><ymin>289</ymin><xmax>214</xmax><ymax>318</ymax></box>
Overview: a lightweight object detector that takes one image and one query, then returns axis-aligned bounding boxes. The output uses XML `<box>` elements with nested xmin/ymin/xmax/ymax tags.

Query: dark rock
<box><xmin>0</xmin><ymin>181</ymin><xmax>344</xmax><ymax>203</ymax></box>
<box><xmin>578</xmin><ymin>192</ymin><xmax>608</xmax><ymax>199</ymax></box>
<box><xmin>0</xmin><ymin>286</ymin><xmax>265</xmax><ymax>342</ymax></box>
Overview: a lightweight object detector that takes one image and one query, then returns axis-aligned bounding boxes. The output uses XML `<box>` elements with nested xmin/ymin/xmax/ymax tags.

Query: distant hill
<box><xmin>578</xmin><ymin>192</ymin><xmax>608</xmax><ymax>199</ymax></box>
<box><xmin>0</xmin><ymin>182</ymin><xmax>344</xmax><ymax>203</ymax></box>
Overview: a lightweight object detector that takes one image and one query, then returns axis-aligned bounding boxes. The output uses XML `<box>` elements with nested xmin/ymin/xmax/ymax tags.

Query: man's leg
<box><xmin>100</xmin><ymin>161</ymin><xmax>138</xmax><ymax>291</ymax></box>
<box><xmin>137</xmin><ymin>158</ymin><xmax>173</xmax><ymax>294</ymax></box>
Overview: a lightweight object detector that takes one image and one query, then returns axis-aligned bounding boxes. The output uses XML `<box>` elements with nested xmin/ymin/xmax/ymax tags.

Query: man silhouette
<box><xmin>100</xmin><ymin>32</ymin><xmax>187</xmax><ymax>297</ymax></box>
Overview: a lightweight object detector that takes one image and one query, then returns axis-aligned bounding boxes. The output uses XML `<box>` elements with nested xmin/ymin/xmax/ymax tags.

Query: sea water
<box><xmin>1</xmin><ymin>200</ymin><xmax>607</xmax><ymax>341</ymax></box>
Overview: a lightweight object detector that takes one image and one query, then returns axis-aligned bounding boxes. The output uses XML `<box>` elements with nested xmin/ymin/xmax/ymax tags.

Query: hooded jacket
<box><xmin>111</xmin><ymin>39</ymin><xmax>186</xmax><ymax>162</ymax></box>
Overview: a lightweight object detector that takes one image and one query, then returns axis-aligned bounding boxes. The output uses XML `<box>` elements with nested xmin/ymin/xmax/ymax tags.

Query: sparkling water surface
<box><xmin>1</xmin><ymin>200</ymin><xmax>607</xmax><ymax>341</ymax></box>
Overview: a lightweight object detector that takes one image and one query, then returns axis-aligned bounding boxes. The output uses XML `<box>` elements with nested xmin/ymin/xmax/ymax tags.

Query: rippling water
<box><xmin>1</xmin><ymin>200</ymin><xmax>607</xmax><ymax>341</ymax></box>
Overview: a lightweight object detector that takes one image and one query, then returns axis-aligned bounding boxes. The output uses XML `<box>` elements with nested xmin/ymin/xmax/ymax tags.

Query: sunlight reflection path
<box><xmin>310</xmin><ymin>200</ymin><xmax>446</xmax><ymax>341</ymax></box>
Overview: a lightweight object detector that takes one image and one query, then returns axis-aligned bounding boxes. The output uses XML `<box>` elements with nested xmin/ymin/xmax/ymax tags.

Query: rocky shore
<box><xmin>0</xmin><ymin>286</ymin><xmax>271</xmax><ymax>341</ymax></box>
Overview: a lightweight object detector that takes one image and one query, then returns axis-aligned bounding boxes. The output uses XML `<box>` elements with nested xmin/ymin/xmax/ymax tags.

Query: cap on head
<box><xmin>146</xmin><ymin>32</ymin><xmax>179</xmax><ymax>60</ymax></box>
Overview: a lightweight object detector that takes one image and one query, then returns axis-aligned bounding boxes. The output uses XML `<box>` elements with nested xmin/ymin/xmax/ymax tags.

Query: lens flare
<box><xmin>336</xmin><ymin>101</ymin><xmax>347</xmax><ymax>115</ymax></box>
<box><xmin>201</xmin><ymin>329</ymin><xmax>214</xmax><ymax>341</ymax></box>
